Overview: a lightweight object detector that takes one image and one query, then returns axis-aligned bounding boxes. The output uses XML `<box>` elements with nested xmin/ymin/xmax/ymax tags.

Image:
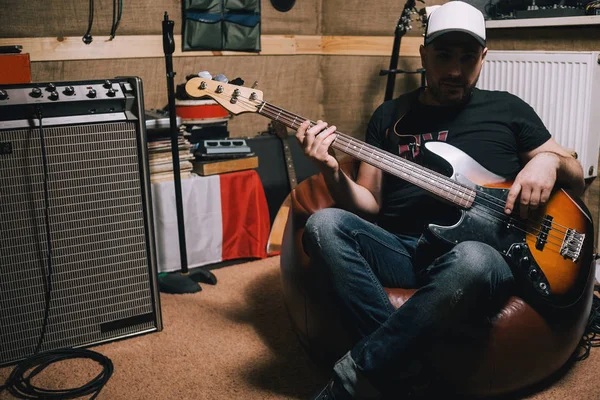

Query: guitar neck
<box><xmin>281</xmin><ymin>140</ymin><xmax>298</xmax><ymax>189</ymax></box>
<box><xmin>257</xmin><ymin>101</ymin><xmax>475</xmax><ymax>209</ymax></box>
<box><xmin>384</xmin><ymin>28</ymin><xmax>404</xmax><ymax>102</ymax></box>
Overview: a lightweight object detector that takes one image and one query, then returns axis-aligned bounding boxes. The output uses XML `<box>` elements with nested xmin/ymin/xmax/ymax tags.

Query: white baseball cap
<box><xmin>424</xmin><ymin>1</ymin><xmax>486</xmax><ymax>47</ymax></box>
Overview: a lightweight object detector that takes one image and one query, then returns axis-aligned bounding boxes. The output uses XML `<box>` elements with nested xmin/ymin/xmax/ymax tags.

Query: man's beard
<box><xmin>428</xmin><ymin>80</ymin><xmax>476</xmax><ymax>106</ymax></box>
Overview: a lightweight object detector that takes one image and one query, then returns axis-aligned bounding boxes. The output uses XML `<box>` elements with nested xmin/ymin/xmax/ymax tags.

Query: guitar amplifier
<box><xmin>0</xmin><ymin>77</ymin><xmax>162</xmax><ymax>366</ymax></box>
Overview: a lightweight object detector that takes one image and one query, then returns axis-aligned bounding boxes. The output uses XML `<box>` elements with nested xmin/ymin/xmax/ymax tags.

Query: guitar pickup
<box><xmin>535</xmin><ymin>215</ymin><xmax>553</xmax><ymax>251</ymax></box>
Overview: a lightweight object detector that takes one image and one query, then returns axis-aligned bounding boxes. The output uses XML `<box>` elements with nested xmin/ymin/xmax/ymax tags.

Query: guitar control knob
<box><xmin>528</xmin><ymin>268</ymin><xmax>540</xmax><ymax>280</ymax></box>
<box><xmin>87</xmin><ymin>89</ymin><xmax>97</xmax><ymax>98</ymax></box>
<box><xmin>48</xmin><ymin>91</ymin><xmax>59</xmax><ymax>101</ymax></box>
<box><xmin>512</xmin><ymin>244</ymin><xmax>522</xmax><ymax>253</ymax></box>
<box><xmin>106</xmin><ymin>88</ymin><xmax>116</xmax><ymax>97</ymax></box>
<box><xmin>63</xmin><ymin>86</ymin><xmax>75</xmax><ymax>96</ymax></box>
<box><xmin>519</xmin><ymin>256</ymin><xmax>531</xmax><ymax>269</ymax></box>
<box><xmin>30</xmin><ymin>87</ymin><xmax>42</xmax><ymax>98</ymax></box>
<box><xmin>0</xmin><ymin>89</ymin><xmax>8</xmax><ymax>100</ymax></box>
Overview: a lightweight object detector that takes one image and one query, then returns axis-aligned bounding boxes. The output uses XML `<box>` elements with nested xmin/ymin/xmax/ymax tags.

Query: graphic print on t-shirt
<box><xmin>393</xmin><ymin>130</ymin><xmax>448</xmax><ymax>161</ymax></box>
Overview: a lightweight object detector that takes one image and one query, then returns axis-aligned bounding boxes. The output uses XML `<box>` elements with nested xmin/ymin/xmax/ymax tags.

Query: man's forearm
<box><xmin>322</xmin><ymin>168</ymin><xmax>381</xmax><ymax>219</ymax></box>
<box><xmin>552</xmin><ymin>152</ymin><xmax>585</xmax><ymax>196</ymax></box>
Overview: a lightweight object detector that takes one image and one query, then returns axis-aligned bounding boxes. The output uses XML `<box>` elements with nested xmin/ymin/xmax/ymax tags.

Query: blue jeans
<box><xmin>302</xmin><ymin>208</ymin><xmax>515</xmax><ymax>398</ymax></box>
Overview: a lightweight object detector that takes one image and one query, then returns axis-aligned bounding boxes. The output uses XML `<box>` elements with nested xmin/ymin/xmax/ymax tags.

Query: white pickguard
<box><xmin>424</xmin><ymin>141</ymin><xmax>506</xmax><ymax>187</ymax></box>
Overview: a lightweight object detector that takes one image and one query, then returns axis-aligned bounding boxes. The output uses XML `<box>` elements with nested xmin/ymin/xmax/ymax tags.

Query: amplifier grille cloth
<box><xmin>0</xmin><ymin>121</ymin><xmax>156</xmax><ymax>365</ymax></box>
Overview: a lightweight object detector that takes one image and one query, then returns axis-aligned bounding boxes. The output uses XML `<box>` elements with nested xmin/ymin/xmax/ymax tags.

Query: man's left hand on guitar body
<box><xmin>504</xmin><ymin>137</ymin><xmax>585</xmax><ymax>219</ymax></box>
<box><xmin>505</xmin><ymin>151</ymin><xmax>560</xmax><ymax>219</ymax></box>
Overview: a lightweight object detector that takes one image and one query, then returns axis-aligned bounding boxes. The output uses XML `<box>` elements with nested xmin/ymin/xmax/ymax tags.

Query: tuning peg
<box><xmin>251</xmin><ymin>81</ymin><xmax>259</xmax><ymax>89</ymax></box>
<box><xmin>198</xmin><ymin>71</ymin><xmax>213</xmax><ymax>79</ymax></box>
<box><xmin>229</xmin><ymin>77</ymin><xmax>245</xmax><ymax>86</ymax></box>
<box><xmin>213</xmin><ymin>74</ymin><xmax>228</xmax><ymax>83</ymax></box>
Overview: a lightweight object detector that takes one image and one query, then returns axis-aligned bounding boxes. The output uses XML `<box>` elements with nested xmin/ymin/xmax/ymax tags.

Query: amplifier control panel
<box><xmin>0</xmin><ymin>80</ymin><xmax>126</xmax><ymax>106</ymax></box>
<box><xmin>0</xmin><ymin>78</ymin><xmax>139</xmax><ymax>123</ymax></box>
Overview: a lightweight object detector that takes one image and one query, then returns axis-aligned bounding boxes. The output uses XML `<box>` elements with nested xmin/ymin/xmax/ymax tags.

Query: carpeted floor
<box><xmin>1</xmin><ymin>257</ymin><xmax>598</xmax><ymax>400</ymax></box>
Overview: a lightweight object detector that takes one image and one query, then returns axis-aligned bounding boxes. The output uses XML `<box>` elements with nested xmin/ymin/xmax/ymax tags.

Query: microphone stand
<box><xmin>158</xmin><ymin>12</ymin><xmax>216</xmax><ymax>294</ymax></box>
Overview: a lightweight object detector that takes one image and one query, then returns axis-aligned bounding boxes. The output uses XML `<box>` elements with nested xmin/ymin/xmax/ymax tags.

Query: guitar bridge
<box><xmin>560</xmin><ymin>228</ymin><xmax>585</xmax><ymax>262</ymax></box>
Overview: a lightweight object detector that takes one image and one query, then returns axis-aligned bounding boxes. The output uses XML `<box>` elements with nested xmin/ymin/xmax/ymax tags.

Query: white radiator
<box><xmin>477</xmin><ymin>50</ymin><xmax>600</xmax><ymax>179</ymax></box>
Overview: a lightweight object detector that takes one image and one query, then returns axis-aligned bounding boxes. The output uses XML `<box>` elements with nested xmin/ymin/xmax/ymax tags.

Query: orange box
<box><xmin>0</xmin><ymin>53</ymin><xmax>31</xmax><ymax>84</ymax></box>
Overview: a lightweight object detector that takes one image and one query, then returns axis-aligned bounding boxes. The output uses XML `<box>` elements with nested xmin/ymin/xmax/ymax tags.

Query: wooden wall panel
<box><xmin>0</xmin><ymin>0</ymin><xmax>320</xmax><ymax>38</ymax></box>
<box><xmin>30</xmin><ymin>55</ymin><xmax>322</xmax><ymax>138</ymax></box>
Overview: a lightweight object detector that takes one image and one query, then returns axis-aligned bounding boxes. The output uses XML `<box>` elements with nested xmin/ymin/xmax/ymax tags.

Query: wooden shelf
<box><xmin>486</xmin><ymin>15</ymin><xmax>600</xmax><ymax>28</ymax></box>
<box><xmin>0</xmin><ymin>35</ymin><xmax>423</xmax><ymax>62</ymax></box>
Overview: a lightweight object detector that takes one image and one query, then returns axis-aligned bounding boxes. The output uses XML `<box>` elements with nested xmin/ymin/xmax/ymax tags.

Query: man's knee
<box><xmin>450</xmin><ymin>241</ymin><xmax>507</xmax><ymax>283</ymax></box>
<box><xmin>305</xmin><ymin>208</ymin><xmax>351</xmax><ymax>240</ymax></box>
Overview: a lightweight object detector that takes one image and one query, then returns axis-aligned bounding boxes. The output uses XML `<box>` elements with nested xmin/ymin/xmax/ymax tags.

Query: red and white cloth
<box><xmin>151</xmin><ymin>170</ymin><xmax>270</xmax><ymax>273</ymax></box>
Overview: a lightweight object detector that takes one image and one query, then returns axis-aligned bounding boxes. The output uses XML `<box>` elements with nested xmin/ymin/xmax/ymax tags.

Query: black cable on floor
<box><xmin>574</xmin><ymin>288</ymin><xmax>600</xmax><ymax>362</ymax></box>
<box><xmin>0</xmin><ymin>349</ymin><xmax>114</xmax><ymax>399</ymax></box>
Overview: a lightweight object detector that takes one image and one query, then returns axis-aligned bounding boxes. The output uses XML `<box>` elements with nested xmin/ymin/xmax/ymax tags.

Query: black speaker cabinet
<box><xmin>0</xmin><ymin>77</ymin><xmax>162</xmax><ymax>366</ymax></box>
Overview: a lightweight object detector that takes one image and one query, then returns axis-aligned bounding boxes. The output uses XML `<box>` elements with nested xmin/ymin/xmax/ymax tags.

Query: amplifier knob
<box><xmin>87</xmin><ymin>89</ymin><xmax>97</xmax><ymax>98</ymax></box>
<box><xmin>103</xmin><ymin>80</ymin><xmax>113</xmax><ymax>89</ymax></box>
<box><xmin>30</xmin><ymin>87</ymin><xmax>42</xmax><ymax>98</ymax></box>
<box><xmin>106</xmin><ymin>88</ymin><xmax>116</xmax><ymax>97</ymax></box>
<box><xmin>0</xmin><ymin>89</ymin><xmax>7</xmax><ymax>100</ymax></box>
<box><xmin>46</xmin><ymin>83</ymin><xmax>56</xmax><ymax>92</ymax></box>
<box><xmin>63</xmin><ymin>86</ymin><xmax>75</xmax><ymax>96</ymax></box>
<box><xmin>48</xmin><ymin>91</ymin><xmax>59</xmax><ymax>101</ymax></box>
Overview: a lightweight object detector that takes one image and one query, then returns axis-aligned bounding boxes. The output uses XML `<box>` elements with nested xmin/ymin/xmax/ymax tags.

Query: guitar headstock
<box><xmin>396</xmin><ymin>0</ymin><xmax>420</xmax><ymax>35</ymax></box>
<box><xmin>185</xmin><ymin>77</ymin><xmax>264</xmax><ymax>115</ymax></box>
<box><xmin>418</xmin><ymin>4</ymin><xmax>441</xmax><ymax>36</ymax></box>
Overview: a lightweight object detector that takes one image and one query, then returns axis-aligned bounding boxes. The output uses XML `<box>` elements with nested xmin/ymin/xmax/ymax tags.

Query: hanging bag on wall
<box><xmin>182</xmin><ymin>0</ymin><xmax>261</xmax><ymax>52</ymax></box>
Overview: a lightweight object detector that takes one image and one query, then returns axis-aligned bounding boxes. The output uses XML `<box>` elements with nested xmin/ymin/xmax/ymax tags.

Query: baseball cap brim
<box><xmin>425</xmin><ymin>29</ymin><xmax>486</xmax><ymax>48</ymax></box>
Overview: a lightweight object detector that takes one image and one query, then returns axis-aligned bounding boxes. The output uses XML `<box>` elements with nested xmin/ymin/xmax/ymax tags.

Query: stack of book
<box><xmin>148</xmin><ymin>134</ymin><xmax>195</xmax><ymax>184</ymax></box>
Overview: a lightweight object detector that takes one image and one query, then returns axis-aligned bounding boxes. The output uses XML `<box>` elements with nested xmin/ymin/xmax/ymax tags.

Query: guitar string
<box><xmin>259</xmin><ymin>105</ymin><xmax>577</xmax><ymax>253</ymax></box>
<box><xmin>229</xmin><ymin>93</ymin><xmax>564</xmax><ymax>240</ymax></box>
<box><xmin>256</xmin><ymin>101</ymin><xmax>573</xmax><ymax>235</ymax></box>
<box><xmin>257</xmin><ymin>104</ymin><xmax>569</xmax><ymax>253</ymax></box>
<box><xmin>326</xmin><ymin>131</ymin><xmax>565</xmax><ymax>251</ymax></box>
<box><xmin>204</xmin><ymin>90</ymin><xmax>576</xmax><ymax>254</ymax></box>
<box><xmin>231</xmin><ymin>94</ymin><xmax>570</xmax><ymax>251</ymax></box>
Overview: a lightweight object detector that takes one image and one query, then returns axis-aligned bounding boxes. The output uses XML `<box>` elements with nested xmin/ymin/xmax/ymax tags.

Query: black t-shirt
<box><xmin>365</xmin><ymin>88</ymin><xmax>551</xmax><ymax>235</ymax></box>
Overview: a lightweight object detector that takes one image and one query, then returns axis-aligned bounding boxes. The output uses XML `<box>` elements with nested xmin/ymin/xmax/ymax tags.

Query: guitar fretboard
<box><xmin>257</xmin><ymin>101</ymin><xmax>476</xmax><ymax>209</ymax></box>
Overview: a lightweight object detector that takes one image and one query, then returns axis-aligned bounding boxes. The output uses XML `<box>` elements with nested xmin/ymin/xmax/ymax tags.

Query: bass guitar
<box><xmin>184</xmin><ymin>77</ymin><xmax>595</xmax><ymax>309</ymax></box>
